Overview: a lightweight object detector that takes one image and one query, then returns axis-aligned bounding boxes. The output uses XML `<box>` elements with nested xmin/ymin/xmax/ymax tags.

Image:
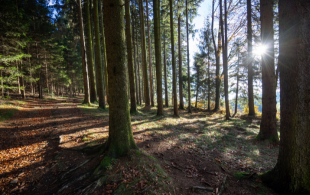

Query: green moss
<box><xmin>233</xmin><ymin>172</ymin><xmax>250</xmax><ymax>179</ymax></box>
<box><xmin>148</xmin><ymin>155</ymin><xmax>156</xmax><ymax>160</ymax></box>
<box><xmin>135</xmin><ymin>150</ymin><xmax>141</xmax><ymax>155</ymax></box>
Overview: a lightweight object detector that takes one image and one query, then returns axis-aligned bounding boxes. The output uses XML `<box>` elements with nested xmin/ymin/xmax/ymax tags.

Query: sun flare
<box><xmin>253</xmin><ymin>44</ymin><xmax>267</xmax><ymax>56</ymax></box>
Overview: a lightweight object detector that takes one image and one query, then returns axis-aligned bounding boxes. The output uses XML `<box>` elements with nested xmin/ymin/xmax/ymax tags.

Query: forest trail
<box><xmin>1</xmin><ymin>97</ymin><xmax>278</xmax><ymax>195</ymax></box>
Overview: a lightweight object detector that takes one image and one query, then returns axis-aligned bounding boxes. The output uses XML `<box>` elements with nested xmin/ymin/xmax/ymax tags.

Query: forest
<box><xmin>0</xmin><ymin>0</ymin><xmax>309</xmax><ymax>194</ymax></box>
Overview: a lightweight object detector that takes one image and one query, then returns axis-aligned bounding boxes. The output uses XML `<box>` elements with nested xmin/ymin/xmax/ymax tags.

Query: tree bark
<box><xmin>207</xmin><ymin>45</ymin><xmax>210</xmax><ymax>111</ymax></box>
<box><xmin>262</xmin><ymin>1</ymin><xmax>310</xmax><ymax>194</ymax></box>
<box><xmin>153</xmin><ymin>0</ymin><xmax>163</xmax><ymax>115</ymax></box>
<box><xmin>99</xmin><ymin>0</ymin><xmax>107</xmax><ymax>106</ymax></box>
<box><xmin>178</xmin><ymin>15</ymin><xmax>184</xmax><ymax>109</ymax></box>
<box><xmin>85</xmin><ymin>0</ymin><xmax>97</xmax><ymax>103</ymax></box>
<box><xmin>211</xmin><ymin>0</ymin><xmax>220</xmax><ymax>111</ymax></box>
<box><xmin>125</xmin><ymin>0</ymin><xmax>137</xmax><ymax>113</ymax></box>
<box><xmin>132</xmin><ymin>10</ymin><xmax>139</xmax><ymax>106</ymax></box>
<box><xmin>221</xmin><ymin>0</ymin><xmax>229</xmax><ymax>119</ymax></box>
<box><xmin>102</xmin><ymin>0</ymin><xmax>137</xmax><ymax>157</ymax></box>
<box><xmin>186</xmin><ymin>0</ymin><xmax>191</xmax><ymax>113</ymax></box>
<box><xmin>258</xmin><ymin>0</ymin><xmax>278</xmax><ymax>141</ymax></box>
<box><xmin>164</xmin><ymin>30</ymin><xmax>168</xmax><ymax>107</ymax></box>
<box><xmin>77</xmin><ymin>0</ymin><xmax>90</xmax><ymax>105</ymax></box>
<box><xmin>146</xmin><ymin>0</ymin><xmax>154</xmax><ymax>107</ymax></box>
<box><xmin>247</xmin><ymin>0</ymin><xmax>255</xmax><ymax>116</ymax></box>
<box><xmin>170</xmin><ymin>0</ymin><xmax>178</xmax><ymax>116</ymax></box>
<box><xmin>139</xmin><ymin>0</ymin><xmax>150</xmax><ymax>107</ymax></box>
<box><xmin>93</xmin><ymin>0</ymin><xmax>105</xmax><ymax>109</ymax></box>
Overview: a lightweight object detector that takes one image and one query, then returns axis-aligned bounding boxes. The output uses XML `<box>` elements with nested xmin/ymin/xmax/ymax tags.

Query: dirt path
<box><xmin>1</xmin><ymin>98</ymin><xmax>277</xmax><ymax>195</ymax></box>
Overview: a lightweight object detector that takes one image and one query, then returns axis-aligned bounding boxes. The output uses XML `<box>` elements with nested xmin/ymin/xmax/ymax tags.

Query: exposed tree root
<box><xmin>57</xmin><ymin>171</ymin><xmax>92</xmax><ymax>194</ymax></box>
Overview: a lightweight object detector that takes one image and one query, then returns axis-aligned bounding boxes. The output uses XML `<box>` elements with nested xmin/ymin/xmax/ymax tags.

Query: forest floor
<box><xmin>0</xmin><ymin>95</ymin><xmax>279</xmax><ymax>195</ymax></box>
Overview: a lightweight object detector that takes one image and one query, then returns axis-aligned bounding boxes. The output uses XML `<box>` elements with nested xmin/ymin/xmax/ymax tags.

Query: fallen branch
<box><xmin>190</xmin><ymin>186</ymin><xmax>214</xmax><ymax>192</ymax></box>
<box><xmin>216</xmin><ymin>175</ymin><xmax>227</xmax><ymax>195</ymax></box>
<box><xmin>164</xmin><ymin>162</ymin><xmax>183</xmax><ymax>171</ymax></box>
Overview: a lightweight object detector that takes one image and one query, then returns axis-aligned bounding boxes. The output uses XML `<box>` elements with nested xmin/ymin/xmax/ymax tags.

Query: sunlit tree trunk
<box><xmin>77</xmin><ymin>0</ymin><xmax>90</xmax><ymax>104</ymax></box>
<box><xmin>221</xmin><ymin>0</ymin><xmax>229</xmax><ymax>119</ymax></box>
<box><xmin>125</xmin><ymin>0</ymin><xmax>137</xmax><ymax>113</ymax></box>
<box><xmin>247</xmin><ymin>0</ymin><xmax>255</xmax><ymax>116</ymax></box>
<box><xmin>186</xmin><ymin>0</ymin><xmax>191</xmax><ymax>113</ymax></box>
<box><xmin>164</xmin><ymin>30</ymin><xmax>168</xmax><ymax>107</ymax></box>
<box><xmin>262</xmin><ymin>1</ymin><xmax>310</xmax><ymax>193</ymax></box>
<box><xmin>170</xmin><ymin>0</ymin><xmax>178</xmax><ymax>116</ymax></box>
<box><xmin>85</xmin><ymin>0</ymin><xmax>97</xmax><ymax>103</ymax></box>
<box><xmin>139</xmin><ymin>0</ymin><xmax>150</xmax><ymax>107</ymax></box>
<box><xmin>211</xmin><ymin>0</ymin><xmax>220</xmax><ymax>111</ymax></box>
<box><xmin>132</xmin><ymin>11</ymin><xmax>139</xmax><ymax>106</ymax></box>
<box><xmin>258</xmin><ymin>0</ymin><xmax>277</xmax><ymax>141</ymax></box>
<box><xmin>93</xmin><ymin>0</ymin><xmax>105</xmax><ymax>109</ymax></box>
<box><xmin>102</xmin><ymin>0</ymin><xmax>137</xmax><ymax>157</ymax></box>
<box><xmin>153</xmin><ymin>0</ymin><xmax>163</xmax><ymax>115</ymax></box>
<box><xmin>178</xmin><ymin>15</ymin><xmax>184</xmax><ymax>109</ymax></box>
<box><xmin>145</xmin><ymin>0</ymin><xmax>154</xmax><ymax>107</ymax></box>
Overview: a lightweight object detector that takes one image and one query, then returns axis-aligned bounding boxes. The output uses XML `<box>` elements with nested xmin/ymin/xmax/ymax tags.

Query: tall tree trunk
<box><xmin>145</xmin><ymin>0</ymin><xmax>154</xmax><ymax>107</ymax></box>
<box><xmin>17</xmin><ymin>62</ymin><xmax>20</xmax><ymax>94</ymax></box>
<box><xmin>93</xmin><ymin>0</ymin><xmax>105</xmax><ymax>108</ymax></box>
<box><xmin>125</xmin><ymin>0</ymin><xmax>137</xmax><ymax>113</ymax></box>
<box><xmin>247</xmin><ymin>0</ymin><xmax>255</xmax><ymax>116</ymax></box>
<box><xmin>1</xmin><ymin>70</ymin><xmax>3</xmax><ymax>97</ymax></box>
<box><xmin>170</xmin><ymin>0</ymin><xmax>178</xmax><ymax>116</ymax></box>
<box><xmin>178</xmin><ymin>15</ymin><xmax>184</xmax><ymax>109</ymax></box>
<box><xmin>207</xmin><ymin>46</ymin><xmax>211</xmax><ymax>111</ymax></box>
<box><xmin>211</xmin><ymin>0</ymin><xmax>220</xmax><ymax>111</ymax></box>
<box><xmin>102</xmin><ymin>0</ymin><xmax>137</xmax><ymax>158</ymax></box>
<box><xmin>221</xmin><ymin>0</ymin><xmax>229</xmax><ymax>119</ymax></box>
<box><xmin>195</xmin><ymin>69</ymin><xmax>199</xmax><ymax>108</ymax></box>
<box><xmin>78</xmin><ymin>0</ymin><xmax>90</xmax><ymax>104</ymax></box>
<box><xmin>85</xmin><ymin>0</ymin><xmax>97</xmax><ymax>103</ymax></box>
<box><xmin>21</xmin><ymin>75</ymin><xmax>25</xmax><ymax>99</ymax></box>
<box><xmin>262</xmin><ymin>1</ymin><xmax>310</xmax><ymax>193</ymax></box>
<box><xmin>234</xmin><ymin>51</ymin><xmax>240</xmax><ymax>117</ymax></box>
<box><xmin>186</xmin><ymin>0</ymin><xmax>191</xmax><ymax>113</ymax></box>
<box><xmin>137</xmin><ymin>32</ymin><xmax>142</xmax><ymax>105</ymax></box>
<box><xmin>153</xmin><ymin>0</ymin><xmax>163</xmax><ymax>115</ymax></box>
<box><xmin>163</xmin><ymin>31</ymin><xmax>168</xmax><ymax>107</ymax></box>
<box><xmin>132</xmin><ymin>11</ymin><xmax>139</xmax><ymax>106</ymax></box>
<box><xmin>139</xmin><ymin>0</ymin><xmax>150</xmax><ymax>107</ymax></box>
<box><xmin>258</xmin><ymin>0</ymin><xmax>278</xmax><ymax>141</ymax></box>
<box><xmin>99</xmin><ymin>0</ymin><xmax>107</xmax><ymax>106</ymax></box>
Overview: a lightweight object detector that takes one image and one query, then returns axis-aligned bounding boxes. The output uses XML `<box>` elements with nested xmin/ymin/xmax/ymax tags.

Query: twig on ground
<box><xmin>216</xmin><ymin>175</ymin><xmax>227</xmax><ymax>195</ymax></box>
<box><xmin>190</xmin><ymin>186</ymin><xmax>214</xmax><ymax>192</ymax></box>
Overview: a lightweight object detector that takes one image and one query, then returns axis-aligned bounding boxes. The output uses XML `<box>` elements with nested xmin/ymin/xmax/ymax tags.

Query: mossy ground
<box><xmin>91</xmin><ymin>150</ymin><xmax>173</xmax><ymax>195</ymax></box>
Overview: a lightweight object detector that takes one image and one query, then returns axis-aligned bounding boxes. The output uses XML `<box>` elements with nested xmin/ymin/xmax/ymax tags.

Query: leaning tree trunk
<box><xmin>102</xmin><ymin>0</ymin><xmax>137</xmax><ymax>158</ymax></box>
<box><xmin>178</xmin><ymin>15</ymin><xmax>184</xmax><ymax>109</ymax></box>
<box><xmin>170</xmin><ymin>0</ymin><xmax>178</xmax><ymax>116</ymax></box>
<box><xmin>138</xmin><ymin>0</ymin><xmax>150</xmax><ymax>107</ymax></box>
<box><xmin>262</xmin><ymin>1</ymin><xmax>310</xmax><ymax>194</ymax></box>
<box><xmin>186</xmin><ymin>0</ymin><xmax>191</xmax><ymax>113</ymax></box>
<box><xmin>247</xmin><ymin>0</ymin><xmax>255</xmax><ymax>116</ymax></box>
<box><xmin>85</xmin><ymin>0</ymin><xmax>97</xmax><ymax>103</ymax></box>
<box><xmin>77</xmin><ymin>0</ymin><xmax>90</xmax><ymax>105</ymax></box>
<box><xmin>258</xmin><ymin>0</ymin><xmax>278</xmax><ymax>141</ymax></box>
<box><xmin>125</xmin><ymin>0</ymin><xmax>137</xmax><ymax>113</ymax></box>
<box><xmin>93</xmin><ymin>0</ymin><xmax>105</xmax><ymax>109</ymax></box>
<box><xmin>153</xmin><ymin>0</ymin><xmax>163</xmax><ymax>115</ymax></box>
